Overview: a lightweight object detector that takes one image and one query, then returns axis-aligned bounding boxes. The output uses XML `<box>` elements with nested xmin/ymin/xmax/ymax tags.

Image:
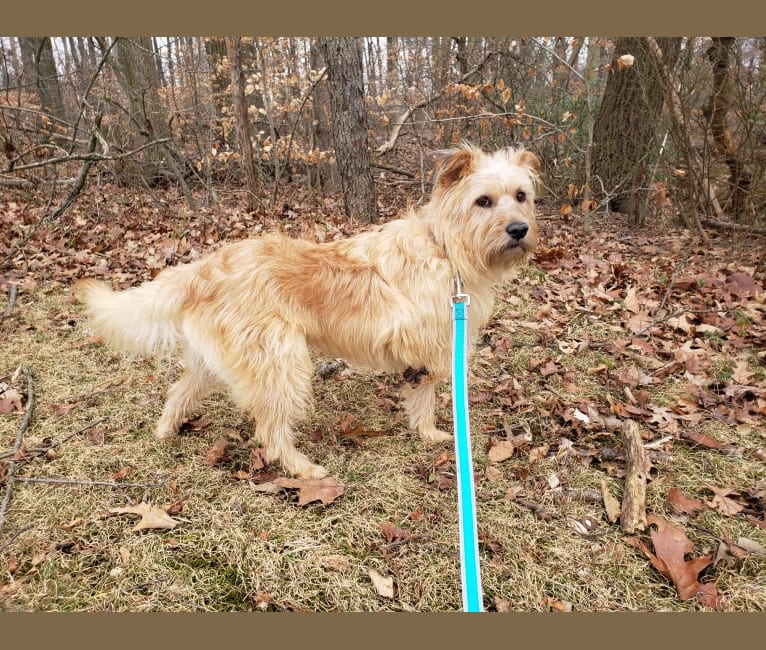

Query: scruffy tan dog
<box><xmin>75</xmin><ymin>144</ymin><xmax>539</xmax><ymax>479</ymax></box>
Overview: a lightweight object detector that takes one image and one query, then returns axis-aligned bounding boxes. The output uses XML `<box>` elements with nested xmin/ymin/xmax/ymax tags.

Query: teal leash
<box><xmin>451</xmin><ymin>275</ymin><xmax>483</xmax><ymax>612</ymax></box>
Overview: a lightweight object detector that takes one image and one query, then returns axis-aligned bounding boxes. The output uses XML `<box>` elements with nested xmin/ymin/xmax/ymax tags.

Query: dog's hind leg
<box><xmin>228</xmin><ymin>332</ymin><xmax>328</xmax><ymax>479</ymax></box>
<box><xmin>402</xmin><ymin>376</ymin><xmax>453</xmax><ymax>443</ymax></box>
<box><xmin>155</xmin><ymin>350</ymin><xmax>218</xmax><ymax>440</ymax></box>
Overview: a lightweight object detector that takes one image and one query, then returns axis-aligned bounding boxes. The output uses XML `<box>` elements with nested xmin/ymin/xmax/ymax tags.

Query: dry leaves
<box><xmin>109</xmin><ymin>502</ymin><xmax>181</xmax><ymax>532</ymax></box>
<box><xmin>253</xmin><ymin>476</ymin><xmax>345</xmax><ymax>506</ymax></box>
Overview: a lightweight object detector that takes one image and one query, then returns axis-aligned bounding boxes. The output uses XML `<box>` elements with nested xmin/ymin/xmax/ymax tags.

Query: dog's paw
<box><xmin>419</xmin><ymin>428</ymin><xmax>453</xmax><ymax>443</ymax></box>
<box><xmin>296</xmin><ymin>463</ymin><xmax>329</xmax><ymax>480</ymax></box>
<box><xmin>154</xmin><ymin>426</ymin><xmax>178</xmax><ymax>441</ymax></box>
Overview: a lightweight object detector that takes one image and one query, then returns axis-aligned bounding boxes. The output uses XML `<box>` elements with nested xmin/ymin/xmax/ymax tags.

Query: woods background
<box><xmin>1</xmin><ymin>36</ymin><xmax>765</xmax><ymax>243</ymax></box>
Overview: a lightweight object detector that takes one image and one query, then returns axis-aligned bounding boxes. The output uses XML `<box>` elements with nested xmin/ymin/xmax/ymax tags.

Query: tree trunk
<box><xmin>316</xmin><ymin>37</ymin><xmax>378</xmax><ymax>223</ymax></box>
<box><xmin>705</xmin><ymin>37</ymin><xmax>751</xmax><ymax>220</ymax></box>
<box><xmin>309</xmin><ymin>40</ymin><xmax>335</xmax><ymax>190</ymax></box>
<box><xmin>18</xmin><ymin>37</ymin><xmax>67</xmax><ymax>123</ymax></box>
<box><xmin>111</xmin><ymin>37</ymin><xmax>194</xmax><ymax>208</ymax></box>
<box><xmin>225</xmin><ymin>37</ymin><xmax>259</xmax><ymax>212</ymax></box>
<box><xmin>592</xmin><ymin>37</ymin><xmax>681</xmax><ymax>225</ymax></box>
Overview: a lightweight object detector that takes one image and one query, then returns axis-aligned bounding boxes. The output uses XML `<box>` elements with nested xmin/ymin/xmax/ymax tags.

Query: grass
<box><xmin>1</xmin><ymin>216</ymin><xmax>765</xmax><ymax>612</ymax></box>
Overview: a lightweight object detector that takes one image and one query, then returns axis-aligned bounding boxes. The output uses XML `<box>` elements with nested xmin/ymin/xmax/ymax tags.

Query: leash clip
<box><xmin>452</xmin><ymin>274</ymin><xmax>471</xmax><ymax>305</ymax></box>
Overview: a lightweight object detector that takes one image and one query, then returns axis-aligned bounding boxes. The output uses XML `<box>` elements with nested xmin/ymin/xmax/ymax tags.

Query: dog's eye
<box><xmin>515</xmin><ymin>190</ymin><xmax>527</xmax><ymax>203</ymax></box>
<box><xmin>475</xmin><ymin>195</ymin><xmax>492</xmax><ymax>208</ymax></box>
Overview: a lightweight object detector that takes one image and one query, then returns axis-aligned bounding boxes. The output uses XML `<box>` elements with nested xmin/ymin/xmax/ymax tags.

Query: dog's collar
<box><xmin>426</xmin><ymin>226</ymin><xmax>448</xmax><ymax>260</ymax></box>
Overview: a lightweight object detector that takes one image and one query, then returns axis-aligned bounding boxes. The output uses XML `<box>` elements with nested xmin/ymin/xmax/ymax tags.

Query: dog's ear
<box><xmin>517</xmin><ymin>149</ymin><xmax>540</xmax><ymax>173</ymax></box>
<box><xmin>433</xmin><ymin>146</ymin><xmax>476</xmax><ymax>189</ymax></box>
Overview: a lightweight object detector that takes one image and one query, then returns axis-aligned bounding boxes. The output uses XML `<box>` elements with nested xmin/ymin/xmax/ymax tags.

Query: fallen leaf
<box><xmin>369</xmin><ymin>568</ymin><xmax>395</xmax><ymax>598</ymax></box>
<box><xmin>731</xmin><ymin>360</ymin><xmax>755</xmax><ymax>385</ymax></box>
<box><xmin>380</xmin><ymin>522</ymin><xmax>412</xmax><ymax>544</ymax></box>
<box><xmin>272</xmin><ymin>476</ymin><xmax>345</xmax><ymax>506</ymax></box>
<box><xmin>109</xmin><ymin>502</ymin><xmax>180</xmax><ymax>531</ymax></box>
<box><xmin>705</xmin><ymin>485</ymin><xmax>745</xmax><ymax>517</ymax></box>
<box><xmin>623</xmin><ymin>286</ymin><xmax>640</xmax><ymax>314</ymax></box>
<box><xmin>528</xmin><ymin>444</ymin><xmax>550</xmax><ymax>465</ymax></box>
<box><xmin>488</xmin><ymin>439</ymin><xmax>515</xmax><ymax>463</ymax></box>
<box><xmin>0</xmin><ymin>386</ymin><xmax>23</xmax><ymax>413</ymax></box>
<box><xmin>668</xmin><ymin>487</ymin><xmax>705</xmax><ymax>515</ymax></box>
<box><xmin>205</xmin><ymin>438</ymin><xmax>230</xmax><ymax>466</ymax></box>
<box><xmin>545</xmin><ymin>597</ymin><xmax>573</xmax><ymax>612</ymax></box>
<box><xmin>681</xmin><ymin>430</ymin><xmax>722</xmax><ymax>449</ymax></box>
<box><xmin>319</xmin><ymin>555</ymin><xmax>351</xmax><ymax>572</ymax></box>
<box><xmin>493</xmin><ymin>596</ymin><xmax>513</xmax><ymax>612</ymax></box>
<box><xmin>642</xmin><ymin>514</ymin><xmax>715</xmax><ymax>603</ymax></box>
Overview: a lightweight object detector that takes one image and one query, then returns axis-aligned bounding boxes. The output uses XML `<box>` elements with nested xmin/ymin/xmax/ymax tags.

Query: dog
<box><xmin>74</xmin><ymin>143</ymin><xmax>539</xmax><ymax>479</ymax></box>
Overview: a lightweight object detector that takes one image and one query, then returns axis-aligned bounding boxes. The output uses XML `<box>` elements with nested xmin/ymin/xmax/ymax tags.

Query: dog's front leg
<box><xmin>401</xmin><ymin>370</ymin><xmax>452</xmax><ymax>443</ymax></box>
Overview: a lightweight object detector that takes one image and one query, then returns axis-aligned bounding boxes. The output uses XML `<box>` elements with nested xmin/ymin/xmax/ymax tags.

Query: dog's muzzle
<box><xmin>505</xmin><ymin>222</ymin><xmax>529</xmax><ymax>247</ymax></box>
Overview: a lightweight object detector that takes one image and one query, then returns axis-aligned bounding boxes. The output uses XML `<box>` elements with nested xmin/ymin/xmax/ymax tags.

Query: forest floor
<box><xmin>0</xmin><ymin>160</ymin><xmax>765</xmax><ymax>611</ymax></box>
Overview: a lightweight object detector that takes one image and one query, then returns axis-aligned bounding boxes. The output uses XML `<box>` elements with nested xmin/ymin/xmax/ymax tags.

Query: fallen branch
<box><xmin>0</xmin><ymin>284</ymin><xmax>19</xmax><ymax>323</ymax></box>
<box><xmin>0</xmin><ymin>365</ymin><xmax>34</xmax><ymax>534</ymax></box>
<box><xmin>620</xmin><ymin>419</ymin><xmax>647</xmax><ymax>533</ymax></box>
<box><xmin>700</xmin><ymin>217</ymin><xmax>766</xmax><ymax>236</ymax></box>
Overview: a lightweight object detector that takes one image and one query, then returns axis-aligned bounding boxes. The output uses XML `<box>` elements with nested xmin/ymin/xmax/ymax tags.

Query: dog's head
<box><xmin>429</xmin><ymin>143</ymin><xmax>539</xmax><ymax>276</ymax></box>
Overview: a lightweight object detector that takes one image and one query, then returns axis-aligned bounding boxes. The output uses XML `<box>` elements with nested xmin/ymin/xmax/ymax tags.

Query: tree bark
<box><xmin>111</xmin><ymin>38</ymin><xmax>195</xmax><ymax>208</ymax></box>
<box><xmin>225</xmin><ymin>37</ymin><xmax>259</xmax><ymax>212</ymax></box>
<box><xmin>592</xmin><ymin>37</ymin><xmax>681</xmax><ymax>225</ymax></box>
<box><xmin>309</xmin><ymin>40</ymin><xmax>335</xmax><ymax>190</ymax></box>
<box><xmin>18</xmin><ymin>37</ymin><xmax>67</xmax><ymax>123</ymax></box>
<box><xmin>705</xmin><ymin>37</ymin><xmax>751</xmax><ymax>220</ymax></box>
<box><xmin>317</xmin><ymin>37</ymin><xmax>378</xmax><ymax>223</ymax></box>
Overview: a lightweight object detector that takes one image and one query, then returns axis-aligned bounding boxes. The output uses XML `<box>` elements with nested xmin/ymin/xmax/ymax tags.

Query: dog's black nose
<box><xmin>506</xmin><ymin>222</ymin><xmax>529</xmax><ymax>241</ymax></box>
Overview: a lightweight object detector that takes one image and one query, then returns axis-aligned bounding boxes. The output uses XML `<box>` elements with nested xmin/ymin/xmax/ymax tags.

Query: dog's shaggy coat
<box><xmin>75</xmin><ymin>144</ymin><xmax>540</xmax><ymax>478</ymax></box>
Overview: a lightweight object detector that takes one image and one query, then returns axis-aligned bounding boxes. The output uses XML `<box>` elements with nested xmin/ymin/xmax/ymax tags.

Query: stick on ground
<box><xmin>620</xmin><ymin>419</ymin><xmax>648</xmax><ymax>533</ymax></box>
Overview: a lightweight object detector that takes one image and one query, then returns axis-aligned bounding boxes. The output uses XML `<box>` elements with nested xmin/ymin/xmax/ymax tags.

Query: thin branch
<box><xmin>0</xmin><ymin>117</ymin><xmax>107</xmax><ymax>269</ymax></box>
<box><xmin>376</xmin><ymin>51</ymin><xmax>495</xmax><ymax>155</ymax></box>
<box><xmin>0</xmin><ymin>365</ymin><xmax>34</xmax><ymax>534</ymax></box>
<box><xmin>9</xmin><ymin>137</ymin><xmax>170</xmax><ymax>174</ymax></box>
<box><xmin>0</xmin><ymin>524</ymin><xmax>35</xmax><ymax>554</ymax></box>
<box><xmin>0</xmin><ymin>417</ymin><xmax>107</xmax><ymax>462</ymax></box>
<box><xmin>273</xmin><ymin>66</ymin><xmax>328</xmax><ymax>207</ymax></box>
<box><xmin>12</xmin><ymin>477</ymin><xmax>164</xmax><ymax>489</ymax></box>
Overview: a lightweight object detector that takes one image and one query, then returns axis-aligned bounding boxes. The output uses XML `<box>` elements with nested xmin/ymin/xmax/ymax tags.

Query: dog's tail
<box><xmin>73</xmin><ymin>273</ymin><xmax>185</xmax><ymax>356</ymax></box>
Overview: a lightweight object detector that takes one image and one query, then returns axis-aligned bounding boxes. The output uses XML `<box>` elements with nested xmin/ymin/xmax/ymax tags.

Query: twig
<box><xmin>12</xmin><ymin>477</ymin><xmax>164</xmax><ymax>489</ymax></box>
<box><xmin>635</xmin><ymin>255</ymin><xmax>688</xmax><ymax>337</ymax></box>
<box><xmin>0</xmin><ymin>417</ymin><xmax>106</xmax><ymax>462</ymax></box>
<box><xmin>514</xmin><ymin>498</ymin><xmax>561</xmax><ymax>522</ymax></box>
<box><xmin>0</xmin><ymin>524</ymin><xmax>35</xmax><ymax>554</ymax></box>
<box><xmin>0</xmin><ymin>284</ymin><xmax>19</xmax><ymax>323</ymax></box>
<box><xmin>0</xmin><ymin>365</ymin><xmax>34</xmax><ymax>534</ymax></box>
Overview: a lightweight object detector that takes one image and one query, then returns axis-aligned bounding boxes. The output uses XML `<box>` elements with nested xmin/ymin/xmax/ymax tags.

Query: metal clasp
<box><xmin>452</xmin><ymin>274</ymin><xmax>471</xmax><ymax>305</ymax></box>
